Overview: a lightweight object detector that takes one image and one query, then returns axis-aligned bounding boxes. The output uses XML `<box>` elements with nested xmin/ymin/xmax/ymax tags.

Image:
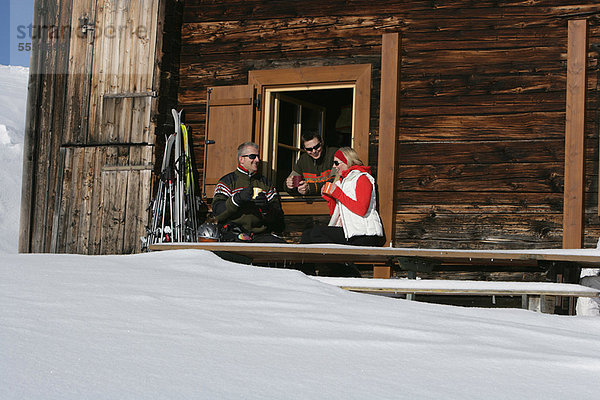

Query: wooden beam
<box><xmin>149</xmin><ymin>242</ymin><xmax>600</xmax><ymax>266</ymax></box>
<box><xmin>312</xmin><ymin>277</ymin><xmax>600</xmax><ymax>298</ymax></box>
<box><xmin>563</xmin><ymin>19</ymin><xmax>587</xmax><ymax>249</ymax></box>
<box><xmin>372</xmin><ymin>265</ymin><xmax>393</xmax><ymax>279</ymax></box>
<box><xmin>377</xmin><ymin>32</ymin><xmax>401</xmax><ymax>251</ymax></box>
<box><xmin>18</xmin><ymin>9</ymin><xmax>39</xmax><ymax>252</ymax></box>
<box><xmin>281</xmin><ymin>200</ymin><xmax>329</xmax><ymax>215</ymax></box>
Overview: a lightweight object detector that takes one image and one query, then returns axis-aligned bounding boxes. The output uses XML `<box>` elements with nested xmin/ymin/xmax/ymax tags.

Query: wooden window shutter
<box><xmin>202</xmin><ymin>85</ymin><xmax>255</xmax><ymax>198</ymax></box>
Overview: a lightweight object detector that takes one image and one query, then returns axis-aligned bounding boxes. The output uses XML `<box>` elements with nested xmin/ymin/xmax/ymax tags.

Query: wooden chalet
<box><xmin>19</xmin><ymin>0</ymin><xmax>600</xmax><ymax>258</ymax></box>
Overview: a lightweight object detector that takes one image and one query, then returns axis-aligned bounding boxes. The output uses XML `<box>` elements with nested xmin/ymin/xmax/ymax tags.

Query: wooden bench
<box><xmin>311</xmin><ymin>277</ymin><xmax>600</xmax><ymax>313</ymax></box>
<box><xmin>149</xmin><ymin>242</ymin><xmax>600</xmax><ymax>276</ymax></box>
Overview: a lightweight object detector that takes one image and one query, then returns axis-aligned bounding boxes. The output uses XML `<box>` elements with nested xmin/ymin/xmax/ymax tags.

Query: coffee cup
<box><xmin>322</xmin><ymin>182</ymin><xmax>335</xmax><ymax>195</ymax></box>
<box><xmin>253</xmin><ymin>187</ymin><xmax>264</xmax><ymax>199</ymax></box>
<box><xmin>292</xmin><ymin>175</ymin><xmax>302</xmax><ymax>188</ymax></box>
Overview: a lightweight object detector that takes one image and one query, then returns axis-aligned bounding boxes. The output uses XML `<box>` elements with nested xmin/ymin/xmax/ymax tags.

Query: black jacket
<box><xmin>212</xmin><ymin>166</ymin><xmax>284</xmax><ymax>234</ymax></box>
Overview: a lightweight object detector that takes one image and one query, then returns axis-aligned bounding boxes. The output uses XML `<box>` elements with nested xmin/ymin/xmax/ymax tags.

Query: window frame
<box><xmin>249</xmin><ymin>64</ymin><xmax>372</xmax><ymax>215</ymax></box>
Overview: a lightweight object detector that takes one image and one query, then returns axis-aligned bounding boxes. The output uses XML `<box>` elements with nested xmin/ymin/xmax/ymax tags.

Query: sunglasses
<box><xmin>241</xmin><ymin>154</ymin><xmax>260</xmax><ymax>160</ymax></box>
<box><xmin>333</xmin><ymin>160</ymin><xmax>341</xmax><ymax>166</ymax></box>
<box><xmin>304</xmin><ymin>142</ymin><xmax>321</xmax><ymax>152</ymax></box>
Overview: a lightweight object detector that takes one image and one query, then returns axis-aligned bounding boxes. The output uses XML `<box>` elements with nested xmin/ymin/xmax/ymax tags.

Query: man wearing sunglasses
<box><xmin>285</xmin><ymin>131</ymin><xmax>338</xmax><ymax>196</ymax></box>
<box><xmin>212</xmin><ymin>142</ymin><xmax>285</xmax><ymax>242</ymax></box>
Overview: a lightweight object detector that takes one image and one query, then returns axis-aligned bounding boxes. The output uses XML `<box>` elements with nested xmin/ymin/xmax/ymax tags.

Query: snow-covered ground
<box><xmin>1</xmin><ymin>65</ymin><xmax>600</xmax><ymax>399</ymax></box>
<box><xmin>0</xmin><ymin>65</ymin><xmax>28</xmax><ymax>254</ymax></box>
<box><xmin>1</xmin><ymin>250</ymin><xmax>600</xmax><ymax>400</ymax></box>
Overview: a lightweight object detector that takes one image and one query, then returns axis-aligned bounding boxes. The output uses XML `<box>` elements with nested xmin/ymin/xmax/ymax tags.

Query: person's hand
<box><xmin>233</xmin><ymin>187</ymin><xmax>253</xmax><ymax>205</ymax></box>
<box><xmin>297</xmin><ymin>181</ymin><xmax>308</xmax><ymax>195</ymax></box>
<box><xmin>285</xmin><ymin>177</ymin><xmax>294</xmax><ymax>190</ymax></box>
<box><xmin>253</xmin><ymin>192</ymin><xmax>268</xmax><ymax>209</ymax></box>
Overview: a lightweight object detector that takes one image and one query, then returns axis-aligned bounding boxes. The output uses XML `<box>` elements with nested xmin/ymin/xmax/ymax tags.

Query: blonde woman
<box><xmin>300</xmin><ymin>147</ymin><xmax>384</xmax><ymax>247</ymax></box>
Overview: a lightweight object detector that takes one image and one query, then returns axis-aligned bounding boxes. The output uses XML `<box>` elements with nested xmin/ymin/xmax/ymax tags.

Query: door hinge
<box><xmin>254</xmin><ymin>94</ymin><xmax>262</xmax><ymax>111</ymax></box>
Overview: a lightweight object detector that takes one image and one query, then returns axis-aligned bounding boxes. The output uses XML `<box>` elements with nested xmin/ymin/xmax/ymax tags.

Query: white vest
<box><xmin>328</xmin><ymin>169</ymin><xmax>384</xmax><ymax>239</ymax></box>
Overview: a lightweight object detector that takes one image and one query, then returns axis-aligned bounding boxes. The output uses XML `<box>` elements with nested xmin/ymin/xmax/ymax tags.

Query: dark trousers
<box><xmin>252</xmin><ymin>233</ymin><xmax>286</xmax><ymax>243</ymax></box>
<box><xmin>300</xmin><ymin>225</ymin><xmax>384</xmax><ymax>247</ymax></box>
<box><xmin>299</xmin><ymin>225</ymin><xmax>383</xmax><ymax>277</ymax></box>
<box><xmin>220</xmin><ymin>226</ymin><xmax>286</xmax><ymax>243</ymax></box>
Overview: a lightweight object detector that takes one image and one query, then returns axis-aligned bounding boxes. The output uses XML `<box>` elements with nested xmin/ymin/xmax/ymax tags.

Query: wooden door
<box><xmin>203</xmin><ymin>84</ymin><xmax>255</xmax><ymax>198</ymax></box>
<box><xmin>87</xmin><ymin>0</ymin><xmax>160</xmax><ymax>144</ymax></box>
<box><xmin>48</xmin><ymin>0</ymin><xmax>160</xmax><ymax>254</ymax></box>
<box><xmin>52</xmin><ymin>145</ymin><xmax>153</xmax><ymax>255</ymax></box>
<box><xmin>99</xmin><ymin>150</ymin><xmax>153</xmax><ymax>255</ymax></box>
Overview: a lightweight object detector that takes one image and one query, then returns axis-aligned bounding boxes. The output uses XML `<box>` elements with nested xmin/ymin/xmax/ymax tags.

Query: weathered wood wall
<box><xmin>178</xmin><ymin>0</ymin><xmax>600</xmax><ymax>249</ymax></box>
<box><xmin>19</xmin><ymin>0</ymin><xmax>177</xmax><ymax>254</ymax></box>
<box><xmin>21</xmin><ymin>0</ymin><xmax>600</xmax><ymax>254</ymax></box>
<box><xmin>154</xmin><ymin>0</ymin><xmax>184</xmax><ymax>171</ymax></box>
<box><xmin>51</xmin><ymin>145</ymin><xmax>153</xmax><ymax>254</ymax></box>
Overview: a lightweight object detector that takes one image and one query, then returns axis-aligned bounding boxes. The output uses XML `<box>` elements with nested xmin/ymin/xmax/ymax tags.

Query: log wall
<box><xmin>178</xmin><ymin>0</ymin><xmax>600</xmax><ymax>249</ymax></box>
<box><xmin>21</xmin><ymin>0</ymin><xmax>600</xmax><ymax>254</ymax></box>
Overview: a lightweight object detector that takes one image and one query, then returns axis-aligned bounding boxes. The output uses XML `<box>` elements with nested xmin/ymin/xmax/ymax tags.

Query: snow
<box><xmin>312</xmin><ymin>276</ymin><xmax>600</xmax><ymax>295</ymax></box>
<box><xmin>2</xmin><ymin>250</ymin><xmax>600</xmax><ymax>399</ymax></box>
<box><xmin>0</xmin><ymin>65</ymin><xmax>28</xmax><ymax>254</ymax></box>
<box><xmin>1</xmin><ymin>65</ymin><xmax>600</xmax><ymax>398</ymax></box>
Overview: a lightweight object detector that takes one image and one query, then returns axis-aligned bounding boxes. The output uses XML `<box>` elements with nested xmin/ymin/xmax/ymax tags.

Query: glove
<box><xmin>253</xmin><ymin>192</ymin><xmax>268</xmax><ymax>209</ymax></box>
<box><xmin>233</xmin><ymin>187</ymin><xmax>253</xmax><ymax>206</ymax></box>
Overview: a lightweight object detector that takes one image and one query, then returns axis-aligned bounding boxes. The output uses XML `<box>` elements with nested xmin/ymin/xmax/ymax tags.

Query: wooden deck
<box><xmin>311</xmin><ymin>277</ymin><xmax>600</xmax><ymax>297</ymax></box>
<box><xmin>310</xmin><ymin>276</ymin><xmax>600</xmax><ymax>313</ymax></box>
<box><xmin>148</xmin><ymin>242</ymin><xmax>600</xmax><ymax>267</ymax></box>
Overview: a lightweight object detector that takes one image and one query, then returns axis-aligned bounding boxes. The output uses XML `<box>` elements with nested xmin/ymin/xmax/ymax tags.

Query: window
<box><xmin>265</xmin><ymin>88</ymin><xmax>354</xmax><ymax>193</ymax></box>
<box><xmin>250</xmin><ymin>64</ymin><xmax>371</xmax><ymax>214</ymax></box>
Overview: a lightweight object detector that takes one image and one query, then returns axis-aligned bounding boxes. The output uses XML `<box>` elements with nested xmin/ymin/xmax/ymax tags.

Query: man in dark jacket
<box><xmin>212</xmin><ymin>141</ymin><xmax>285</xmax><ymax>243</ymax></box>
<box><xmin>285</xmin><ymin>131</ymin><xmax>338</xmax><ymax>195</ymax></box>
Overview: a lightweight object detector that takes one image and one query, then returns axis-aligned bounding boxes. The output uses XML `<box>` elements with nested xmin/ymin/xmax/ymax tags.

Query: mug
<box><xmin>292</xmin><ymin>175</ymin><xmax>303</xmax><ymax>188</ymax></box>
<box><xmin>253</xmin><ymin>187</ymin><xmax>264</xmax><ymax>199</ymax></box>
<box><xmin>322</xmin><ymin>182</ymin><xmax>335</xmax><ymax>195</ymax></box>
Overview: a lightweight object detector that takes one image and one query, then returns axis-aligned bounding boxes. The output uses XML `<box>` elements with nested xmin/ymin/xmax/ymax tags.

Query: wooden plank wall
<box><xmin>20</xmin><ymin>0</ymin><xmax>75</xmax><ymax>253</ymax></box>
<box><xmin>50</xmin><ymin>145</ymin><xmax>153</xmax><ymax>254</ymax></box>
<box><xmin>20</xmin><ymin>0</ymin><xmax>170</xmax><ymax>254</ymax></box>
<box><xmin>85</xmin><ymin>0</ymin><xmax>160</xmax><ymax>145</ymax></box>
<box><xmin>154</xmin><ymin>0</ymin><xmax>184</xmax><ymax>171</ymax></box>
<box><xmin>178</xmin><ymin>0</ymin><xmax>600</xmax><ymax>249</ymax></box>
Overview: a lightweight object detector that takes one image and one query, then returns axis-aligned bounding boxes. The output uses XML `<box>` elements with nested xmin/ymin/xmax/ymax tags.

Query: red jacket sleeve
<box><xmin>322</xmin><ymin>193</ymin><xmax>337</xmax><ymax>215</ymax></box>
<box><xmin>330</xmin><ymin>175</ymin><xmax>372</xmax><ymax>216</ymax></box>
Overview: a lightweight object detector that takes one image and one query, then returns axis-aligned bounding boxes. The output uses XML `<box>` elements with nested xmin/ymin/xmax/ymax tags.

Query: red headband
<box><xmin>334</xmin><ymin>150</ymin><xmax>348</xmax><ymax>165</ymax></box>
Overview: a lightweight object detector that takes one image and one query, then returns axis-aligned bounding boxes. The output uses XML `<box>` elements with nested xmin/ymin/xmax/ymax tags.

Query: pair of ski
<box><xmin>144</xmin><ymin>109</ymin><xmax>199</xmax><ymax>248</ymax></box>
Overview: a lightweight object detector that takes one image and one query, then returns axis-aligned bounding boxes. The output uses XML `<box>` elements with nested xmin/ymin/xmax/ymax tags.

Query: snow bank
<box><xmin>0</xmin><ymin>65</ymin><xmax>28</xmax><ymax>253</ymax></box>
<box><xmin>1</xmin><ymin>250</ymin><xmax>600</xmax><ymax>399</ymax></box>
